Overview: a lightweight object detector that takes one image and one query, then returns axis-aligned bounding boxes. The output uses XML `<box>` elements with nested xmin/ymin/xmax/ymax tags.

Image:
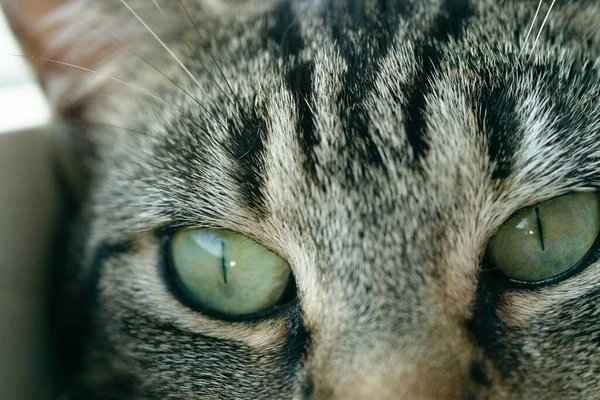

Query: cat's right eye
<box><xmin>486</xmin><ymin>192</ymin><xmax>600</xmax><ymax>285</ymax></box>
<box><xmin>166</xmin><ymin>228</ymin><xmax>295</xmax><ymax>318</ymax></box>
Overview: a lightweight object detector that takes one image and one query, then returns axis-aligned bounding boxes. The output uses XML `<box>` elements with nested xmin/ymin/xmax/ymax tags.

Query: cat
<box><xmin>4</xmin><ymin>0</ymin><xmax>600</xmax><ymax>398</ymax></box>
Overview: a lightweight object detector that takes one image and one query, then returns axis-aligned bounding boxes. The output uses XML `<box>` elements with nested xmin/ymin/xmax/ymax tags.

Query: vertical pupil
<box><xmin>535</xmin><ymin>206</ymin><xmax>545</xmax><ymax>251</ymax></box>
<box><xmin>221</xmin><ymin>241</ymin><xmax>228</xmax><ymax>283</ymax></box>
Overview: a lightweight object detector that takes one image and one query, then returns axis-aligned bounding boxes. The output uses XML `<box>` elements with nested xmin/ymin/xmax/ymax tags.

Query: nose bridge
<box><xmin>308</xmin><ymin>361</ymin><xmax>471</xmax><ymax>400</ymax></box>
<box><xmin>306</xmin><ymin>343</ymin><xmax>476</xmax><ymax>400</ymax></box>
<box><xmin>301</xmin><ymin>206</ymin><xmax>481</xmax><ymax>398</ymax></box>
<box><xmin>304</xmin><ymin>304</ymin><xmax>477</xmax><ymax>400</ymax></box>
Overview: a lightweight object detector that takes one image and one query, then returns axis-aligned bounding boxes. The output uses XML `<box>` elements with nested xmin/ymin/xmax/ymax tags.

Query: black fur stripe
<box><xmin>227</xmin><ymin>109</ymin><xmax>269</xmax><ymax>217</ymax></box>
<box><xmin>331</xmin><ymin>0</ymin><xmax>413</xmax><ymax>181</ymax></box>
<box><xmin>477</xmin><ymin>84</ymin><xmax>520</xmax><ymax>180</ymax></box>
<box><xmin>286</xmin><ymin>61</ymin><xmax>319</xmax><ymax>181</ymax></box>
<box><xmin>266</xmin><ymin>1</ymin><xmax>304</xmax><ymax>58</ymax></box>
<box><xmin>403</xmin><ymin>0</ymin><xmax>474</xmax><ymax>166</ymax></box>
<box><xmin>266</xmin><ymin>2</ymin><xmax>320</xmax><ymax>182</ymax></box>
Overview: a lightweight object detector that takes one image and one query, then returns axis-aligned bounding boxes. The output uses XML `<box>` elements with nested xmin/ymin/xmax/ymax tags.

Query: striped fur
<box><xmin>11</xmin><ymin>0</ymin><xmax>600</xmax><ymax>398</ymax></box>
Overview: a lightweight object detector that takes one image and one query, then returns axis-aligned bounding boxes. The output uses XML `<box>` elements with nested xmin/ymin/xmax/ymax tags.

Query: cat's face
<box><xmin>8</xmin><ymin>0</ymin><xmax>600</xmax><ymax>398</ymax></box>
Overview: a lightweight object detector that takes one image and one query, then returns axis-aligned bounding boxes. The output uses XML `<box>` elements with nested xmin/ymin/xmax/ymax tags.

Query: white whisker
<box><xmin>118</xmin><ymin>0</ymin><xmax>203</xmax><ymax>93</ymax></box>
<box><xmin>529</xmin><ymin>0</ymin><xmax>556</xmax><ymax>59</ymax></box>
<box><xmin>118</xmin><ymin>0</ymin><xmax>228</xmax><ymax>128</ymax></box>
<box><xmin>520</xmin><ymin>0</ymin><xmax>543</xmax><ymax>56</ymax></box>
<box><xmin>152</xmin><ymin>0</ymin><xmax>164</xmax><ymax>14</ymax></box>
<box><xmin>0</xmin><ymin>53</ymin><xmax>182</xmax><ymax>114</ymax></box>
<box><xmin>177</xmin><ymin>0</ymin><xmax>239</xmax><ymax>107</ymax></box>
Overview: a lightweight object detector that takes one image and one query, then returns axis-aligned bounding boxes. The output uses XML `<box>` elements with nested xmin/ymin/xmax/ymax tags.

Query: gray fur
<box><xmin>8</xmin><ymin>0</ymin><xmax>600</xmax><ymax>398</ymax></box>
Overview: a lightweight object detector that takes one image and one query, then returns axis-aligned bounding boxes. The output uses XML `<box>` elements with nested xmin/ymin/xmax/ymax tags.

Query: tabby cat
<box><xmin>5</xmin><ymin>0</ymin><xmax>600</xmax><ymax>398</ymax></box>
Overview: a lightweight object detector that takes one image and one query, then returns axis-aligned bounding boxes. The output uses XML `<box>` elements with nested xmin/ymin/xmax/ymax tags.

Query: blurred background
<box><xmin>0</xmin><ymin>6</ymin><xmax>50</xmax><ymax>131</ymax></box>
<box><xmin>0</xmin><ymin>5</ymin><xmax>59</xmax><ymax>400</ymax></box>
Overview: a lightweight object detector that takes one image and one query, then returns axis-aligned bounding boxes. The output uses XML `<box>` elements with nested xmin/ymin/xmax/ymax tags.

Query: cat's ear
<box><xmin>2</xmin><ymin>0</ymin><xmax>240</xmax><ymax>114</ymax></box>
<box><xmin>1</xmin><ymin>0</ymin><xmax>125</xmax><ymax>201</ymax></box>
<box><xmin>2</xmin><ymin>0</ymin><xmax>146</xmax><ymax>115</ymax></box>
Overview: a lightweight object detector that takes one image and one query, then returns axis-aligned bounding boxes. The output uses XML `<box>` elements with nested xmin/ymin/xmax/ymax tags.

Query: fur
<box><xmin>6</xmin><ymin>0</ymin><xmax>600</xmax><ymax>398</ymax></box>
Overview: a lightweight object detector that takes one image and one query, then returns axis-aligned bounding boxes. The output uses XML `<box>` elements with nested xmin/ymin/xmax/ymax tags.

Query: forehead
<box><xmin>94</xmin><ymin>0</ymin><xmax>600</xmax><ymax>261</ymax></box>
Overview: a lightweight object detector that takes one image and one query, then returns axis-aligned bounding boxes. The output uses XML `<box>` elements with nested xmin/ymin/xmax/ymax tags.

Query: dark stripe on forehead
<box><xmin>337</xmin><ymin>0</ymin><xmax>412</xmax><ymax>23</ymax></box>
<box><xmin>266</xmin><ymin>1</ymin><xmax>320</xmax><ymax>182</ymax></box>
<box><xmin>329</xmin><ymin>0</ymin><xmax>412</xmax><ymax>180</ymax></box>
<box><xmin>227</xmin><ymin>108</ymin><xmax>269</xmax><ymax>217</ymax></box>
<box><xmin>477</xmin><ymin>84</ymin><xmax>520</xmax><ymax>180</ymax></box>
<box><xmin>403</xmin><ymin>0</ymin><xmax>474</xmax><ymax>166</ymax></box>
<box><xmin>286</xmin><ymin>61</ymin><xmax>319</xmax><ymax>181</ymax></box>
<box><xmin>266</xmin><ymin>1</ymin><xmax>304</xmax><ymax>58</ymax></box>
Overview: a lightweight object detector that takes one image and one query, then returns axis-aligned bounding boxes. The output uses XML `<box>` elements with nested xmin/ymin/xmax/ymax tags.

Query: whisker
<box><xmin>109</xmin><ymin>36</ymin><xmax>231</xmax><ymax>133</ymax></box>
<box><xmin>181</xmin><ymin>39</ymin><xmax>233</xmax><ymax>104</ymax></box>
<box><xmin>1</xmin><ymin>54</ymin><xmax>220</xmax><ymax>140</ymax></box>
<box><xmin>176</xmin><ymin>30</ymin><xmax>235</xmax><ymax>107</ymax></box>
<box><xmin>51</xmin><ymin>117</ymin><xmax>203</xmax><ymax>153</ymax></box>
<box><xmin>529</xmin><ymin>0</ymin><xmax>556</xmax><ymax>59</ymax></box>
<box><xmin>0</xmin><ymin>53</ymin><xmax>179</xmax><ymax>112</ymax></box>
<box><xmin>117</xmin><ymin>1</ymin><xmax>203</xmax><ymax>100</ymax></box>
<box><xmin>236</xmin><ymin>128</ymin><xmax>261</xmax><ymax>160</ymax></box>
<box><xmin>52</xmin><ymin>117</ymin><xmax>150</xmax><ymax>135</ymax></box>
<box><xmin>520</xmin><ymin>0</ymin><xmax>543</xmax><ymax>56</ymax></box>
<box><xmin>151</xmin><ymin>0</ymin><xmax>164</xmax><ymax>14</ymax></box>
<box><xmin>118</xmin><ymin>0</ymin><xmax>230</xmax><ymax>131</ymax></box>
<box><xmin>177</xmin><ymin>0</ymin><xmax>246</xmax><ymax>113</ymax></box>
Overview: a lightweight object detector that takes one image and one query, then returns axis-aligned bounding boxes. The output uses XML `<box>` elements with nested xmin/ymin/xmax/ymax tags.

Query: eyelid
<box><xmin>484</xmin><ymin>192</ymin><xmax>600</xmax><ymax>288</ymax></box>
<box><xmin>160</xmin><ymin>232</ymin><xmax>299</xmax><ymax>322</ymax></box>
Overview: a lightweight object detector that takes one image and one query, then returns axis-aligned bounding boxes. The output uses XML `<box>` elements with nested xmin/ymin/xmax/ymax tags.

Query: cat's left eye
<box><xmin>485</xmin><ymin>192</ymin><xmax>600</xmax><ymax>285</ymax></box>
<box><xmin>166</xmin><ymin>228</ymin><xmax>295</xmax><ymax>318</ymax></box>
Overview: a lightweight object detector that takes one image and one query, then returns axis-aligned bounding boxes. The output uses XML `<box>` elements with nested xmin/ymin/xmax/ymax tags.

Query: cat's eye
<box><xmin>167</xmin><ymin>229</ymin><xmax>294</xmax><ymax>317</ymax></box>
<box><xmin>486</xmin><ymin>192</ymin><xmax>600</xmax><ymax>284</ymax></box>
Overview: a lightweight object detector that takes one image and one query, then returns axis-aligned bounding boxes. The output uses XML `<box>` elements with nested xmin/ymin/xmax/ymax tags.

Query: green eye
<box><xmin>486</xmin><ymin>192</ymin><xmax>600</xmax><ymax>284</ymax></box>
<box><xmin>168</xmin><ymin>229</ymin><xmax>294</xmax><ymax>317</ymax></box>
